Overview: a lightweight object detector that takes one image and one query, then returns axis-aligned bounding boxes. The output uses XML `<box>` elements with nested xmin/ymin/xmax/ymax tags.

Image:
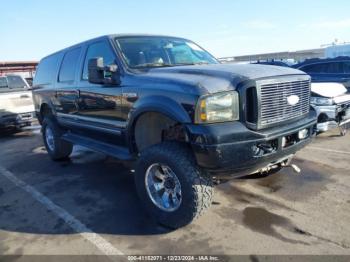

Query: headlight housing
<box><xmin>195</xmin><ymin>91</ymin><xmax>239</xmax><ymax>123</ymax></box>
<box><xmin>310</xmin><ymin>96</ymin><xmax>334</xmax><ymax>106</ymax></box>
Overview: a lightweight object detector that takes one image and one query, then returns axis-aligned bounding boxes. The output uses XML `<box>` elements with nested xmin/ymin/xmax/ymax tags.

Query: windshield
<box><xmin>115</xmin><ymin>36</ymin><xmax>218</xmax><ymax>68</ymax></box>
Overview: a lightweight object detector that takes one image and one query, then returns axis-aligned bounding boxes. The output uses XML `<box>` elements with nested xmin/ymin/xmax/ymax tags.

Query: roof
<box><xmin>108</xmin><ymin>33</ymin><xmax>186</xmax><ymax>39</ymax></box>
<box><xmin>39</xmin><ymin>34</ymin><xmax>188</xmax><ymax>61</ymax></box>
<box><xmin>294</xmin><ymin>56</ymin><xmax>350</xmax><ymax>67</ymax></box>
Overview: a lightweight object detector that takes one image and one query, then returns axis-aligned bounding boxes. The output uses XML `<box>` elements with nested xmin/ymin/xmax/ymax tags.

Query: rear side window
<box><xmin>301</xmin><ymin>61</ymin><xmax>347</xmax><ymax>74</ymax></box>
<box><xmin>59</xmin><ymin>47</ymin><xmax>82</xmax><ymax>82</ymax></box>
<box><xmin>326</xmin><ymin>62</ymin><xmax>343</xmax><ymax>73</ymax></box>
<box><xmin>300</xmin><ymin>63</ymin><xmax>328</xmax><ymax>73</ymax></box>
<box><xmin>7</xmin><ymin>75</ymin><xmax>28</xmax><ymax>89</ymax></box>
<box><xmin>82</xmin><ymin>41</ymin><xmax>115</xmax><ymax>80</ymax></box>
<box><xmin>343</xmin><ymin>62</ymin><xmax>350</xmax><ymax>74</ymax></box>
<box><xmin>34</xmin><ymin>54</ymin><xmax>60</xmax><ymax>85</ymax></box>
<box><xmin>0</xmin><ymin>77</ymin><xmax>8</xmax><ymax>89</ymax></box>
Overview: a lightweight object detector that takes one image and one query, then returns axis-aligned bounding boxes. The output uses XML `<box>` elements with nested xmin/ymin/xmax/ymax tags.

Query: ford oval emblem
<box><xmin>287</xmin><ymin>95</ymin><xmax>300</xmax><ymax>106</ymax></box>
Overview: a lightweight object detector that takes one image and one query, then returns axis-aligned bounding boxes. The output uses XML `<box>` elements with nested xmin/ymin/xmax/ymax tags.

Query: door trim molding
<box><xmin>56</xmin><ymin>112</ymin><xmax>125</xmax><ymax>135</ymax></box>
<box><xmin>56</xmin><ymin>112</ymin><xmax>126</xmax><ymax>128</ymax></box>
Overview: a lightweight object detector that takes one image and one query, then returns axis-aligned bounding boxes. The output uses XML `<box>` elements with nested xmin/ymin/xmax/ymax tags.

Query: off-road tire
<box><xmin>134</xmin><ymin>142</ymin><xmax>213</xmax><ymax>229</ymax></box>
<box><xmin>42</xmin><ymin>118</ymin><xmax>73</xmax><ymax>161</ymax></box>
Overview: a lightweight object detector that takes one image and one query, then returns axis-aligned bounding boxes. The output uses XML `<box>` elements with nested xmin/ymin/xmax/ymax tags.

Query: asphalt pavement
<box><xmin>0</xmin><ymin>125</ymin><xmax>349</xmax><ymax>258</ymax></box>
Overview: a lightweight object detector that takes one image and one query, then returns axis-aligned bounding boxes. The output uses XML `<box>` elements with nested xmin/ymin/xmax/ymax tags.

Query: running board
<box><xmin>62</xmin><ymin>133</ymin><xmax>134</xmax><ymax>161</ymax></box>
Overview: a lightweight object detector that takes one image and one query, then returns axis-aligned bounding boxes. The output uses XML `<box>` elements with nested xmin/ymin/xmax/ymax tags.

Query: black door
<box><xmin>76</xmin><ymin>40</ymin><xmax>125</xmax><ymax>142</ymax></box>
<box><xmin>55</xmin><ymin>47</ymin><xmax>82</xmax><ymax>127</ymax></box>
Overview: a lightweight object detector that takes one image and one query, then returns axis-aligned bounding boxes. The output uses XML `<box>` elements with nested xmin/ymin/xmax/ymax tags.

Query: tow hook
<box><xmin>339</xmin><ymin>126</ymin><xmax>347</xmax><ymax>136</ymax></box>
<box><xmin>289</xmin><ymin>164</ymin><xmax>301</xmax><ymax>174</ymax></box>
<box><xmin>282</xmin><ymin>162</ymin><xmax>301</xmax><ymax>174</ymax></box>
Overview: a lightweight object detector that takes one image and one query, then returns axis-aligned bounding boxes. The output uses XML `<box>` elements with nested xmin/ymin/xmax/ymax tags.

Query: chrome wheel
<box><xmin>145</xmin><ymin>163</ymin><xmax>182</xmax><ymax>212</ymax></box>
<box><xmin>45</xmin><ymin>126</ymin><xmax>55</xmax><ymax>151</ymax></box>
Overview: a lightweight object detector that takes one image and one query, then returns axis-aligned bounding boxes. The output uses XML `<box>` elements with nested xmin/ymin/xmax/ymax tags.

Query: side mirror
<box><xmin>88</xmin><ymin>57</ymin><xmax>120</xmax><ymax>85</ymax></box>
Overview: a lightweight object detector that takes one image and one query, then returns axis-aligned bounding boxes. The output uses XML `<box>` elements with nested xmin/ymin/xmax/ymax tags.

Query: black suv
<box><xmin>293</xmin><ymin>56</ymin><xmax>350</xmax><ymax>89</ymax></box>
<box><xmin>33</xmin><ymin>35</ymin><xmax>317</xmax><ymax>228</ymax></box>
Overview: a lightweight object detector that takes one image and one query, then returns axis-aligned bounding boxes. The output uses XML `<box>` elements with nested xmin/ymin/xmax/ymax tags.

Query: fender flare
<box><xmin>38</xmin><ymin>100</ymin><xmax>57</xmax><ymax>123</ymax></box>
<box><xmin>126</xmin><ymin>96</ymin><xmax>192</xmax><ymax>150</ymax></box>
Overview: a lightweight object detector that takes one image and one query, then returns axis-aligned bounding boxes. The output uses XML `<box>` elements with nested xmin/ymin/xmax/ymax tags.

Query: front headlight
<box><xmin>310</xmin><ymin>96</ymin><xmax>334</xmax><ymax>106</ymax></box>
<box><xmin>195</xmin><ymin>91</ymin><xmax>239</xmax><ymax>123</ymax></box>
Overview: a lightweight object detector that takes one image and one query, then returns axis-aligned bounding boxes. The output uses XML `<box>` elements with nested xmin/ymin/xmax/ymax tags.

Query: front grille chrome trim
<box><xmin>255</xmin><ymin>76</ymin><xmax>311</xmax><ymax>129</ymax></box>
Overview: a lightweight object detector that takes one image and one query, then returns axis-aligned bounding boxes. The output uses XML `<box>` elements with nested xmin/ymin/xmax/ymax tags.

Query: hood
<box><xmin>311</xmin><ymin>82</ymin><xmax>348</xmax><ymax>98</ymax></box>
<box><xmin>142</xmin><ymin>63</ymin><xmax>305</xmax><ymax>94</ymax></box>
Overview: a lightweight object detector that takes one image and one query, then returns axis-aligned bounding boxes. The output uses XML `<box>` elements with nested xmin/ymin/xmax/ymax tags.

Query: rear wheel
<box><xmin>42</xmin><ymin>118</ymin><xmax>73</xmax><ymax>160</ymax></box>
<box><xmin>134</xmin><ymin>142</ymin><xmax>213</xmax><ymax>229</ymax></box>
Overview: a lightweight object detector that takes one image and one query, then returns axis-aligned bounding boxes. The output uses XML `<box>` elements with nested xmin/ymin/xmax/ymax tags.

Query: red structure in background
<box><xmin>0</xmin><ymin>61</ymin><xmax>38</xmax><ymax>86</ymax></box>
<box><xmin>0</xmin><ymin>61</ymin><xmax>38</xmax><ymax>75</ymax></box>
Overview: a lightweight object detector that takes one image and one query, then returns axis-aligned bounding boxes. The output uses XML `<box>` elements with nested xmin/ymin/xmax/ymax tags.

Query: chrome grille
<box><xmin>258</xmin><ymin>80</ymin><xmax>310</xmax><ymax>128</ymax></box>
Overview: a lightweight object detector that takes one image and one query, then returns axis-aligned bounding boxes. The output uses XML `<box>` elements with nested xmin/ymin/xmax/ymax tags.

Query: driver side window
<box><xmin>82</xmin><ymin>41</ymin><xmax>116</xmax><ymax>80</ymax></box>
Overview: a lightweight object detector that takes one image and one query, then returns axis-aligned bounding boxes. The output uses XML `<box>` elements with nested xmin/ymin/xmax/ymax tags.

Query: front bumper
<box><xmin>0</xmin><ymin>112</ymin><xmax>35</xmax><ymax>128</ymax></box>
<box><xmin>186</xmin><ymin>111</ymin><xmax>317</xmax><ymax>177</ymax></box>
<box><xmin>313</xmin><ymin>104</ymin><xmax>350</xmax><ymax>132</ymax></box>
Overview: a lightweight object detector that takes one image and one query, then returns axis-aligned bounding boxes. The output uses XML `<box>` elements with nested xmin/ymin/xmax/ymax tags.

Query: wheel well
<box><xmin>133</xmin><ymin>112</ymin><xmax>188</xmax><ymax>153</ymax></box>
<box><xmin>39</xmin><ymin>104</ymin><xmax>53</xmax><ymax>123</ymax></box>
<box><xmin>318</xmin><ymin>113</ymin><xmax>329</xmax><ymax>123</ymax></box>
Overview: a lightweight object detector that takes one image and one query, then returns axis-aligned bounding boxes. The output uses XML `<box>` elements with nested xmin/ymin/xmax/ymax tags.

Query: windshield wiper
<box><xmin>133</xmin><ymin>63</ymin><xmax>174</xmax><ymax>68</ymax></box>
<box><xmin>174</xmin><ymin>61</ymin><xmax>210</xmax><ymax>66</ymax></box>
<box><xmin>133</xmin><ymin>61</ymin><xmax>210</xmax><ymax>68</ymax></box>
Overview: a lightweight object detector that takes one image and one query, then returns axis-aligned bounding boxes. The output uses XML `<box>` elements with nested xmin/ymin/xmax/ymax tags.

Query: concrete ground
<box><xmin>0</xmin><ymin>125</ymin><xmax>349</xmax><ymax>257</ymax></box>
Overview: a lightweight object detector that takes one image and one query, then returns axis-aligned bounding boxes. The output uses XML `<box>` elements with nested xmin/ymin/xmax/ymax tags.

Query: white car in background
<box><xmin>0</xmin><ymin>75</ymin><xmax>35</xmax><ymax>130</ymax></box>
<box><xmin>311</xmin><ymin>82</ymin><xmax>350</xmax><ymax>136</ymax></box>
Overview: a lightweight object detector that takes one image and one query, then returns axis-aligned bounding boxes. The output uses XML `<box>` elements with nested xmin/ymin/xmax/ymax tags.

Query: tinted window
<box><xmin>343</xmin><ymin>62</ymin><xmax>350</xmax><ymax>74</ymax></box>
<box><xmin>326</xmin><ymin>62</ymin><xmax>343</xmax><ymax>73</ymax></box>
<box><xmin>0</xmin><ymin>77</ymin><xmax>8</xmax><ymax>89</ymax></box>
<box><xmin>116</xmin><ymin>37</ymin><xmax>217</xmax><ymax>68</ymax></box>
<box><xmin>59</xmin><ymin>47</ymin><xmax>81</xmax><ymax>82</ymax></box>
<box><xmin>300</xmin><ymin>63</ymin><xmax>328</xmax><ymax>73</ymax></box>
<box><xmin>82</xmin><ymin>41</ymin><xmax>115</xmax><ymax>80</ymax></box>
<box><xmin>7</xmin><ymin>75</ymin><xmax>28</xmax><ymax>89</ymax></box>
<box><xmin>34</xmin><ymin>54</ymin><xmax>60</xmax><ymax>85</ymax></box>
<box><xmin>170</xmin><ymin>44</ymin><xmax>206</xmax><ymax>64</ymax></box>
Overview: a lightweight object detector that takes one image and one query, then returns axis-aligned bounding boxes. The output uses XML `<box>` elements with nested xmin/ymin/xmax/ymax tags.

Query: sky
<box><xmin>1</xmin><ymin>0</ymin><xmax>350</xmax><ymax>61</ymax></box>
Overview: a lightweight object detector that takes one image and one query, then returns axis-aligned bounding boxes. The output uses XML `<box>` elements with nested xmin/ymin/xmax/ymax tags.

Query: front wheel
<box><xmin>134</xmin><ymin>142</ymin><xmax>213</xmax><ymax>229</ymax></box>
